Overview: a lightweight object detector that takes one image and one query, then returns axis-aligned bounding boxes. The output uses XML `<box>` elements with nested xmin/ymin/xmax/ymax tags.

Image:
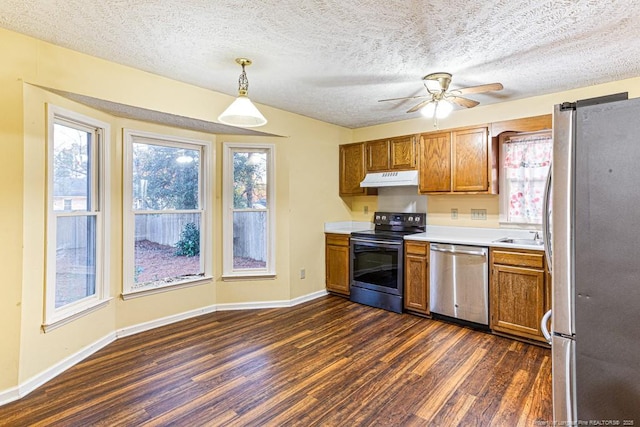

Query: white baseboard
<box><xmin>0</xmin><ymin>290</ymin><xmax>327</xmax><ymax>406</ymax></box>
<box><xmin>0</xmin><ymin>332</ymin><xmax>116</xmax><ymax>406</ymax></box>
<box><xmin>216</xmin><ymin>289</ymin><xmax>328</xmax><ymax>311</ymax></box>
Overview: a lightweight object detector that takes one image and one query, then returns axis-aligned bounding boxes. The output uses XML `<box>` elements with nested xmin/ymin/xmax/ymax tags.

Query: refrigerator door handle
<box><xmin>542</xmin><ymin>168</ymin><xmax>552</xmax><ymax>272</ymax></box>
<box><xmin>541</xmin><ymin>309</ymin><xmax>552</xmax><ymax>344</ymax></box>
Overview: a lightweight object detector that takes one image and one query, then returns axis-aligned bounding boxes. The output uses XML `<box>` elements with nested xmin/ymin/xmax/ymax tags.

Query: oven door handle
<box><xmin>350</xmin><ymin>238</ymin><xmax>403</xmax><ymax>246</ymax></box>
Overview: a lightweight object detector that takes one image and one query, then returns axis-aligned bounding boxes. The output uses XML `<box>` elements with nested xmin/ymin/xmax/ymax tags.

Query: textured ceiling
<box><xmin>2</xmin><ymin>1</ymin><xmax>640</xmax><ymax>129</ymax></box>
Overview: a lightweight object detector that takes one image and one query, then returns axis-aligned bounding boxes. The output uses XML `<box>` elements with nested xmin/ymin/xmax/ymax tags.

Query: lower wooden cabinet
<box><xmin>489</xmin><ymin>247</ymin><xmax>549</xmax><ymax>344</ymax></box>
<box><xmin>404</xmin><ymin>241</ymin><xmax>430</xmax><ymax>315</ymax></box>
<box><xmin>325</xmin><ymin>233</ymin><xmax>350</xmax><ymax>296</ymax></box>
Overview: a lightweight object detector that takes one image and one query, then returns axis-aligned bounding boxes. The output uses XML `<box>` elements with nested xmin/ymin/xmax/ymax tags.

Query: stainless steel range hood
<box><xmin>360</xmin><ymin>170</ymin><xmax>419</xmax><ymax>188</ymax></box>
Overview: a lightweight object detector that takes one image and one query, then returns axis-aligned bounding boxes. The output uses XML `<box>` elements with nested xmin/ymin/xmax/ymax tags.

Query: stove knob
<box><xmin>382</xmin><ymin>215</ymin><xmax>387</xmax><ymax>220</ymax></box>
<box><xmin>408</xmin><ymin>216</ymin><xmax>414</xmax><ymax>222</ymax></box>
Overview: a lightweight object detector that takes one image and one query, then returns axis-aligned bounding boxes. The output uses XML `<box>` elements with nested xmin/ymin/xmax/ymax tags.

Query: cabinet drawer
<box><xmin>405</xmin><ymin>241</ymin><xmax>428</xmax><ymax>256</ymax></box>
<box><xmin>326</xmin><ymin>233</ymin><xmax>350</xmax><ymax>247</ymax></box>
<box><xmin>491</xmin><ymin>249</ymin><xmax>544</xmax><ymax>269</ymax></box>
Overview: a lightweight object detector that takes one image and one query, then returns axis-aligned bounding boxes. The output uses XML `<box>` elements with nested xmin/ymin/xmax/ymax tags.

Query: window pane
<box><xmin>233</xmin><ymin>151</ymin><xmax>267</xmax><ymax>209</ymax></box>
<box><xmin>134</xmin><ymin>213</ymin><xmax>203</xmax><ymax>289</ymax></box>
<box><xmin>132</xmin><ymin>143</ymin><xmax>200</xmax><ymax>210</ymax></box>
<box><xmin>55</xmin><ymin>215</ymin><xmax>96</xmax><ymax>308</ymax></box>
<box><xmin>233</xmin><ymin>211</ymin><xmax>267</xmax><ymax>269</ymax></box>
<box><xmin>53</xmin><ymin>123</ymin><xmax>91</xmax><ymax>212</ymax></box>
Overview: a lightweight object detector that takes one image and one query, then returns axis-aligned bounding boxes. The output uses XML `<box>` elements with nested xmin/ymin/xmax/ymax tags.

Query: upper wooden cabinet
<box><xmin>389</xmin><ymin>135</ymin><xmax>416</xmax><ymax>170</ymax></box>
<box><xmin>490</xmin><ymin>114</ymin><xmax>552</xmax><ymax>136</ymax></box>
<box><xmin>339</xmin><ymin>142</ymin><xmax>376</xmax><ymax>197</ymax></box>
<box><xmin>419</xmin><ymin>126</ymin><xmax>496</xmax><ymax>194</ymax></box>
<box><xmin>365</xmin><ymin>139</ymin><xmax>390</xmax><ymax>172</ymax></box>
<box><xmin>365</xmin><ymin>135</ymin><xmax>417</xmax><ymax>172</ymax></box>
<box><xmin>452</xmin><ymin>127</ymin><xmax>489</xmax><ymax>192</ymax></box>
<box><xmin>419</xmin><ymin>132</ymin><xmax>451</xmax><ymax>192</ymax></box>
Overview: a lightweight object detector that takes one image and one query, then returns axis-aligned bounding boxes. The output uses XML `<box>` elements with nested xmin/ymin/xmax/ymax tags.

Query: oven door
<box><xmin>350</xmin><ymin>237</ymin><xmax>403</xmax><ymax>296</ymax></box>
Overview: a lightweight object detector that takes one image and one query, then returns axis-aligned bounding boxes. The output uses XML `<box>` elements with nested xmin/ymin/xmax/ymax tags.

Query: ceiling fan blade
<box><xmin>448</xmin><ymin>96</ymin><xmax>480</xmax><ymax>108</ymax></box>
<box><xmin>378</xmin><ymin>94</ymin><xmax>429</xmax><ymax>102</ymax></box>
<box><xmin>454</xmin><ymin>82</ymin><xmax>503</xmax><ymax>95</ymax></box>
<box><xmin>407</xmin><ymin>99</ymin><xmax>432</xmax><ymax>113</ymax></box>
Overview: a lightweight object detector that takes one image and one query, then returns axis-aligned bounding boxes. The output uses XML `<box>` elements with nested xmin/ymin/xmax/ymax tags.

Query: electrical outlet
<box><xmin>300</xmin><ymin>269</ymin><xmax>306</xmax><ymax>279</ymax></box>
<box><xmin>451</xmin><ymin>208</ymin><xmax>458</xmax><ymax>219</ymax></box>
<box><xmin>471</xmin><ymin>209</ymin><xmax>487</xmax><ymax>220</ymax></box>
<box><xmin>364</xmin><ymin>205</ymin><xmax>369</xmax><ymax>214</ymax></box>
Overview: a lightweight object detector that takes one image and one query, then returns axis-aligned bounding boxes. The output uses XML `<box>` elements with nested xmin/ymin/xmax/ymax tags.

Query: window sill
<box><xmin>221</xmin><ymin>273</ymin><xmax>276</xmax><ymax>282</ymax></box>
<box><xmin>42</xmin><ymin>297</ymin><xmax>113</xmax><ymax>333</ymax></box>
<box><xmin>121</xmin><ymin>276</ymin><xmax>213</xmax><ymax>300</ymax></box>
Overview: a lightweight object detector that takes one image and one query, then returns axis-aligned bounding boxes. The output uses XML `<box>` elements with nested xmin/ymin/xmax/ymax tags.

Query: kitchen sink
<box><xmin>493</xmin><ymin>237</ymin><xmax>544</xmax><ymax>246</ymax></box>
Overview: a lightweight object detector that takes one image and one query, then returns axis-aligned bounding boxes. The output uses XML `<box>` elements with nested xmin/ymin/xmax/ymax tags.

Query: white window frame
<box><xmin>222</xmin><ymin>143</ymin><xmax>276</xmax><ymax>279</ymax></box>
<box><xmin>122</xmin><ymin>129</ymin><xmax>212</xmax><ymax>298</ymax></box>
<box><xmin>498</xmin><ymin>130</ymin><xmax>552</xmax><ymax>228</ymax></box>
<box><xmin>44</xmin><ymin>105</ymin><xmax>111</xmax><ymax>331</ymax></box>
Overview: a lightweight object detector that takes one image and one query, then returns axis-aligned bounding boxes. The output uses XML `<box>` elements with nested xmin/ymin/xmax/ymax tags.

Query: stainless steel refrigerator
<box><xmin>542</xmin><ymin>94</ymin><xmax>640</xmax><ymax>424</ymax></box>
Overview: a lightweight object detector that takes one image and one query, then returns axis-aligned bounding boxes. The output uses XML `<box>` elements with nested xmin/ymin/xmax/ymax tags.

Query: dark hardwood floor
<box><xmin>0</xmin><ymin>295</ymin><xmax>552</xmax><ymax>426</ymax></box>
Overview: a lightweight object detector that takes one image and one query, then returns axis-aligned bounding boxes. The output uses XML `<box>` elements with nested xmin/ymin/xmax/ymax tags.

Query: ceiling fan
<box><xmin>379</xmin><ymin>72</ymin><xmax>503</xmax><ymax>121</ymax></box>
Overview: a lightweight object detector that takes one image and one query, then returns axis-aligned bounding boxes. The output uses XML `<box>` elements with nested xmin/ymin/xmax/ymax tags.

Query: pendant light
<box><xmin>218</xmin><ymin>58</ymin><xmax>267</xmax><ymax>128</ymax></box>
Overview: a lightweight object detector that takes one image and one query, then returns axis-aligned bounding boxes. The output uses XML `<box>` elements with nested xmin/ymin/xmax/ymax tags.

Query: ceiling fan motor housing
<box><xmin>423</xmin><ymin>72</ymin><xmax>452</xmax><ymax>92</ymax></box>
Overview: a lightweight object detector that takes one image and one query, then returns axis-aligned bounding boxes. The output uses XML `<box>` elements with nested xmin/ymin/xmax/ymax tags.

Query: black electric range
<box><xmin>349</xmin><ymin>212</ymin><xmax>426</xmax><ymax>313</ymax></box>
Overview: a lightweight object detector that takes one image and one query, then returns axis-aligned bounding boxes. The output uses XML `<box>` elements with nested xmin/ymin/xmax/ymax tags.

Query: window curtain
<box><xmin>503</xmin><ymin>135</ymin><xmax>552</xmax><ymax>224</ymax></box>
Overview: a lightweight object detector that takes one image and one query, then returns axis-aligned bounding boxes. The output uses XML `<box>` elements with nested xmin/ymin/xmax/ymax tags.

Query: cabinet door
<box><xmin>389</xmin><ymin>135</ymin><xmax>416</xmax><ymax>170</ymax></box>
<box><xmin>404</xmin><ymin>242</ymin><xmax>429</xmax><ymax>314</ymax></box>
<box><xmin>339</xmin><ymin>143</ymin><xmax>366</xmax><ymax>196</ymax></box>
<box><xmin>419</xmin><ymin>132</ymin><xmax>451</xmax><ymax>193</ymax></box>
<box><xmin>452</xmin><ymin>127</ymin><xmax>488</xmax><ymax>192</ymax></box>
<box><xmin>325</xmin><ymin>235</ymin><xmax>350</xmax><ymax>296</ymax></box>
<box><xmin>490</xmin><ymin>264</ymin><xmax>546</xmax><ymax>341</ymax></box>
<box><xmin>365</xmin><ymin>139</ymin><xmax>390</xmax><ymax>172</ymax></box>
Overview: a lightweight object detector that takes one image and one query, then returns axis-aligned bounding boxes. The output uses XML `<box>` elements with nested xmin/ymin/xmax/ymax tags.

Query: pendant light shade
<box><xmin>218</xmin><ymin>58</ymin><xmax>267</xmax><ymax>128</ymax></box>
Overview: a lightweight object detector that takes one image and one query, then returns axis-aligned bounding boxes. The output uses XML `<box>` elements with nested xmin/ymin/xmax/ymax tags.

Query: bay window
<box><xmin>222</xmin><ymin>143</ymin><xmax>275</xmax><ymax>278</ymax></box>
<box><xmin>123</xmin><ymin>130</ymin><xmax>211</xmax><ymax>297</ymax></box>
<box><xmin>45</xmin><ymin>105</ymin><xmax>110</xmax><ymax>329</ymax></box>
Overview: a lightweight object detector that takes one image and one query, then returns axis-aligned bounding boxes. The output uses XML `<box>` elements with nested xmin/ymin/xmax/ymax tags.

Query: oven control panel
<box><xmin>373</xmin><ymin>212</ymin><xmax>426</xmax><ymax>227</ymax></box>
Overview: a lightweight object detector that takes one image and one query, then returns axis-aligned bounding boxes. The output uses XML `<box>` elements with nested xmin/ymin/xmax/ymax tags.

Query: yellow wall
<box><xmin>352</xmin><ymin>77</ymin><xmax>640</xmax><ymax>228</ymax></box>
<box><xmin>0</xmin><ymin>27</ymin><xmax>353</xmax><ymax>395</ymax></box>
<box><xmin>0</xmin><ymin>28</ymin><xmax>29</xmax><ymax>391</ymax></box>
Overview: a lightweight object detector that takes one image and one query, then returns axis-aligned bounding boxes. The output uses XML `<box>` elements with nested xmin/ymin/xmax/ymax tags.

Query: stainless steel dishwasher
<box><xmin>429</xmin><ymin>243</ymin><xmax>489</xmax><ymax>327</ymax></box>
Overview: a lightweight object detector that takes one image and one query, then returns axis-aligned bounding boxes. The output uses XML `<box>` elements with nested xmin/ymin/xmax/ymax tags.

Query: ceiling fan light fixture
<box><xmin>420</xmin><ymin>100</ymin><xmax>453</xmax><ymax>119</ymax></box>
<box><xmin>218</xmin><ymin>58</ymin><xmax>267</xmax><ymax>128</ymax></box>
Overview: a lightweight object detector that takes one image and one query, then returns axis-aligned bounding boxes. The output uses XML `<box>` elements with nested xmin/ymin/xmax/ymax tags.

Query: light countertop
<box><xmin>405</xmin><ymin>225</ymin><xmax>545</xmax><ymax>251</ymax></box>
<box><xmin>325</xmin><ymin>221</ymin><xmax>544</xmax><ymax>251</ymax></box>
<box><xmin>324</xmin><ymin>221</ymin><xmax>373</xmax><ymax>234</ymax></box>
